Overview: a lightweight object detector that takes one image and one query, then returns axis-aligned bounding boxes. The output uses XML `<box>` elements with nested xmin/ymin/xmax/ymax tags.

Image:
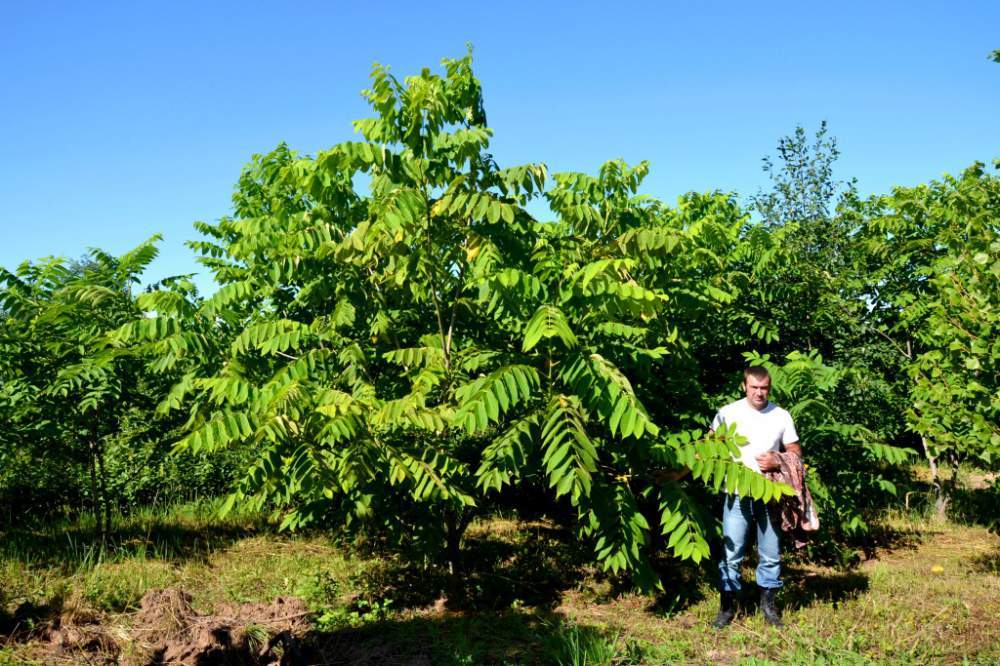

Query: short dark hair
<box><xmin>743</xmin><ymin>365</ymin><xmax>771</xmax><ymax>383</ymax></box>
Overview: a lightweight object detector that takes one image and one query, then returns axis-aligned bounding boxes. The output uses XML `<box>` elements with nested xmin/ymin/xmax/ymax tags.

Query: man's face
<box><xmin>743</xmin><ymin>374</ymin><xmax>771</xmax><ymax>410</ymax></box>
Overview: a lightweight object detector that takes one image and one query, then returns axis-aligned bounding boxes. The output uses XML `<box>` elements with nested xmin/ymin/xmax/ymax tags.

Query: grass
<box><xmin>1</xmin><ymin>499</ymin><xmax>998</xmax><ymax>664</ymax></box>
<box><xmin>554</xmin><ymin>510</ymin><xmax>1000</xmax><ymax>665</ymax></box>
<box><xmin>1</xmin><ymin>500</ymin><xmax>361</xmax><ymax>612</ymax></box>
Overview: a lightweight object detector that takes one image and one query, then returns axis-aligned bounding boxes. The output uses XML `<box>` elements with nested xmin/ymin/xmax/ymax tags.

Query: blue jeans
<box><xmin>719</xmin><ymin>494</ymin><xmax>782</xmax><ymax>591</ymax></box>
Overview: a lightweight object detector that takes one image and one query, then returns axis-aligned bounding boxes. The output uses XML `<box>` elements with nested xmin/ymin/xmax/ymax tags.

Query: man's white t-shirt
<box><xmin>711</xmin><ymin>399</ymin><xmax>799</xmax><ymax>473</ymax></box>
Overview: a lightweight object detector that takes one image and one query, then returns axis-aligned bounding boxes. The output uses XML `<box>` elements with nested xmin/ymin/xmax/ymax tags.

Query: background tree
<box><xmin>746</xmin><ymin>121</ymin><xmax>860</xmax><ymax>358</ymax></box>
<box><xmin>863</xmin><ymin>163</ymin><xmax>1000</xmax><ymax>516</ymax></box>
<box><xmin>0</xmin><ymin>239</ymin><xmax>164</xmax><ymax>535</ymax></box>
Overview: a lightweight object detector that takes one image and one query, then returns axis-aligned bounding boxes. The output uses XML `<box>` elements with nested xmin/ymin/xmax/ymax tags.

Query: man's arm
<box><xmin>756</xmin><ymin>441</ymin><xmax>802</xmax><ymax>471</ymax></box>
<box><xmin>757</xmin><ymin>409</ymin><xmax>802</xmax><ymax>472</ymax></box>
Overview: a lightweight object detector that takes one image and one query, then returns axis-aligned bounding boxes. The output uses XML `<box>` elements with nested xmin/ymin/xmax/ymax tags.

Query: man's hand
<box><xmin>755</xmin><ymin>451</ymin><xmax>781</xmax><ymax>472</ymax></box>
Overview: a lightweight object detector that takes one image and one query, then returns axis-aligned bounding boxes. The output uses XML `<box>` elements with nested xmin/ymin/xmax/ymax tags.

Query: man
<box><xmin>710</xmin><ymin>365</ymin><xmax>802</xmax><ymax>629</ymax></box>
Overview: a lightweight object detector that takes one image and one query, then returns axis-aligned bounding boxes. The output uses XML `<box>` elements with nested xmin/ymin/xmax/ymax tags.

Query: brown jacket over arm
<box><xmin>764</xmin><ymin>451</ymin><xmax>820</xmax><ymax>550</ymax></box>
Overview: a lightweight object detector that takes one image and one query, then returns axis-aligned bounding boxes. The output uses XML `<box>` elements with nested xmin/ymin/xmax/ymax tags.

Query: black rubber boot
<box><xmin>760</xmin><ymin>587</ymin><xmax>782</xmax><ymax>627</ymax></box>
<box><xmin>711</xmin><ymin>591</ymin><xmax>736</xmax><ymax>629</ymax></box>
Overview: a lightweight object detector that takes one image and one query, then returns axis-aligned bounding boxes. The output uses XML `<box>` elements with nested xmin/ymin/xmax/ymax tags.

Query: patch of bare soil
<box><xmin>23</xmin><ymin>588</ymin><xmax>313</xmax><ymax>665</ymax></box>
<box><xmin>41</xmin><ymin>608</ymin><xmax>122</xmax><ymax>664</ymax></box>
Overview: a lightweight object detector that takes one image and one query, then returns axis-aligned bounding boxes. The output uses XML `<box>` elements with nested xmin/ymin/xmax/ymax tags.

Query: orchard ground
<box><xmin>0</xmin><ymin>469</ymin><xmax>998</xmax><ymax>665</ymax></box>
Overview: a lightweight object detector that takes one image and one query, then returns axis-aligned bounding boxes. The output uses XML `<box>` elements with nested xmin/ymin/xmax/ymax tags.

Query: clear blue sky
<box><xmin>2</xmin><ymin>1</ymin><xmax>997</xmax><ymax>294</ymax></box>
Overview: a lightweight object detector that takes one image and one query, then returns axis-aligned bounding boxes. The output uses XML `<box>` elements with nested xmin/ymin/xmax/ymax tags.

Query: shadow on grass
<box><xmin>4</xmin><ymin>603</ymin><xmax>636</xmax><ymax>665</ymax></box>
<box><xmin>0</xmin><ymin>512</ymin><xmax>265</xmax><ymax>567</ymax></box>
<box><xmin>781</xmin><ymin>568</ymin><xmax>869</xmax><ymax>609</ymax></box>
<box><xmin>853</xmin><ymin>522</ymin><xmax>926</xmax><ymax>562</ymax></box>
<box><xmin>647</xmin><ymin>557</ymin><xmax>712</xmax><ymax>616</ymax></box>
<box><xmin>300</xmin><ymin>611</ymin><xmax>636</xmax><ymax>666</ymax></box>
<box><xmin>950</xmin><ymin>484</ymin><xmax>1000</xmax><ymax>532</ymax></box>
<box><xmin>353</xmin><ymin>522</ymin><xmax>589</xmax><ymax>613</ymax></box>
<box><xmin>970</xmin><ymin>548</ymin><xmax>1000</xmax><ymax>575</ymax></box>
<box><xmin>0</xmin><ymin>599</ymin><xmax>59</xmax><ymax>640</ymax></box>
<box><xmin>898</xmin><ymin>469</ymin><xmax>999</xmax><ymax>532</ymax></box>
<box><xmin>644</xmin><ymin>556</ymin><xmax>869</xmax><ymax>618</ymax></box>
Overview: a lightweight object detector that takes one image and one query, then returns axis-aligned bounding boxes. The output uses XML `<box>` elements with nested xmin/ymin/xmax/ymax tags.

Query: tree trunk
<box><xmin>944</xmin><ymin>452</ymin><xmax>961</xmax><ymax>515</ymax></box>
<box><xmin>444</xmin><ymin>510</ymin><xmax>465</xmax><ymax>576</ymax></box>
<box><xmin>443</xmin><ymin>508</ymin><xmax>469</xmax><ymax>604</ymax></box>
<box><xmin>95</xmin><ymin>443</ymin><xmax>111</xmax><ymax>536</ymax></box>
<box><xmin>88</xmin><ymin>445</ymin><xmax>104</xmax><ymax>538</ymax></box>
<box><xmin>920</xmin><ymin>437</ymin><xmax>947</xmax><ymax>521</ymax></box>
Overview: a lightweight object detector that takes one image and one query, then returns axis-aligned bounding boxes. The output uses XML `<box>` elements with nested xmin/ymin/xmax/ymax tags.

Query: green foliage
<box><xmin>124</xmin><ymin>51</ymin><xmax>818</xmax><ymax>589</ymax></box>
<box><xmin>752</xmin><ymin>121</ymin><xmax>853</xmax><ymax>231</ymax></box>
<box><xmin>0</xmin><ymin>243</ymin><xmax>242</xmax><ymax>528</ymax></box>
<box><xmin>7</xmin><ymin>50</ymin><xmax>993</xmax><ymax>595</ymax></box>
<box><xmin>0</xmin><ymin>240</ymin><xmax>174</xmax><ymax>531</ymax></box>
<box><xmin>740</xmin><ymin>122</ymin><xmax>864</xmax><ymax>362</ymax></box>
<box><xmin>902</xmin><ymin>166</ymin><xmax>999</xmax><ymax>467</ymax></box>
<box><xmin>863</xmin><ymin>163</ymin><xmax>1000</xmax><ymax>490</ymax></box>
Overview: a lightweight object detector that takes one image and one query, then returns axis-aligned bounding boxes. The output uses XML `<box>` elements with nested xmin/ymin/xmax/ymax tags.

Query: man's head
<box><xmin>742</xmin><ymin>366</ymin><xmax>771</xmax><ymax>410</ymax></box>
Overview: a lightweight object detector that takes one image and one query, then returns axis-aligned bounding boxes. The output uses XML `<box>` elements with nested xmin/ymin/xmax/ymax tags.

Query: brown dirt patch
<box><xmin>139</xmin><ymin>588</ymin><xmax>312</xmax><ymax>665</ymax></box>
<box><xmin>14</xmin><ymin>588</ymin><xmax>314</xmax><ymax>665</ymax></box>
